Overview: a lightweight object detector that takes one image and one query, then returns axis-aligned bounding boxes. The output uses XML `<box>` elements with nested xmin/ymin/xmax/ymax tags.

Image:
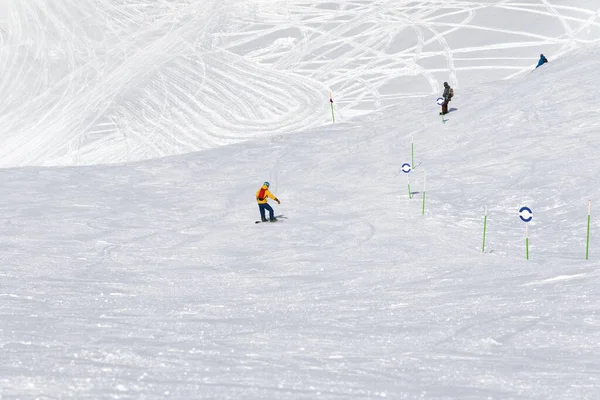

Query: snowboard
<box><xmin>255</xmin><ymin>215</ymin><xmax>285</xmax><ymax>224</ymax></box>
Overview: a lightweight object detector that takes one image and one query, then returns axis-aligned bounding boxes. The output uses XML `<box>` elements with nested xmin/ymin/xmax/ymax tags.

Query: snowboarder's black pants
<box><xmin>441</xmin><ymin>99</ymin><xmax>449</xmax><ymax>114</ymax></box>
<box><xmin>259</xmin><ymin>203</ymin><xmax>275</xmax><ymax>220</ymax></box>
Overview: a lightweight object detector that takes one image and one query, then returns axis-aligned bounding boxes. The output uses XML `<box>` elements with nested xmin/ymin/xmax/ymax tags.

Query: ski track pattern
<box><xmin>1</xmin><ymin>0</ymin><xmax>599</xmax><ymax>166</ymax></box>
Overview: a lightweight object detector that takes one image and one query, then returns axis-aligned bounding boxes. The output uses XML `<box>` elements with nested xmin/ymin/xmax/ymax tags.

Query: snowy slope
<box><xmin>2</xmin><ymin>43</ymin><xmax>600</xmax><ymax>398</ymax></box>
<box><xmin>1</xmin><ymin>0</ymin><xmax>600</xmax><ymax>166</ymax></box>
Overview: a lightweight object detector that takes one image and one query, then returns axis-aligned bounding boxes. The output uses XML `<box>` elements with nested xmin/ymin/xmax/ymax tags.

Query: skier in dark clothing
<box><xmin>536</xmin><ymin>54</ymin><xmax>548</xmax><ymax>68</ymax></box>
<box><xmin>440</xmin><ymin>82</ymin><xmax>453</xmax><ymax>115</ymax></box>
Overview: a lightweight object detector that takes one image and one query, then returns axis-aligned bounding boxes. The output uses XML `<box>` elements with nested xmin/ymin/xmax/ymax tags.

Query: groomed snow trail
<box><xmin>2</xmin><ymin>45</ymin><xmax>600</xmax><ymax>399</ymax></box>
<box><xmin>1</xmin><ymin>0</ymin><xmax>600</xmax><ymax>166</ymax></box>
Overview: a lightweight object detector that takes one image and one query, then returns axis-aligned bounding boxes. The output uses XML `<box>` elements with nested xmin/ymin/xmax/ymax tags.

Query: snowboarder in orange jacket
<box><xmin>256</xmin><ymin>182</ymin><xmax>280</xmax><ymax>222</ymax></box>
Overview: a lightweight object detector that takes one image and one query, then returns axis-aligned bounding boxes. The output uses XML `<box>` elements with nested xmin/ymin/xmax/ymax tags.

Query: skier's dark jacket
<box><xmin>443</xmin><ymin>83</ymin><xmax>453</xmax><ymax>102</ymax></box>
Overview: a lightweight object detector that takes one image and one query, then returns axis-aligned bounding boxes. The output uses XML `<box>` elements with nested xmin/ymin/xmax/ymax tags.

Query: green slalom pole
<box><xmin>330</xmin><ymin>92</ymin><xmax>335</xmax><ymax>123</ymax></box>
<box><xmin>586</xmin><ymin>200</ymin><xmax>591</xmax><ymax>260</ymax></box>
<box><xmin>482</xmin><ymin>205</ymin><xmax>488</xmax><ymax>253</ymax></box>
<box><xmin>407</xmin><ymin>178</ymin><xmax>412</xmax><ymax>199</ymax></box>
<box><xmin>411</xmin><ymin>136</ymin><xmax>415</xmax><ymax>170</ymax></box>
<box><xmin>422</xmin><ymin>170</ymin><xmax>426</xmax><ymax>215</ymax></box>
<box><xmin>526</xmin><ymin>223</ymin><xmax>529</xmax><ymax>260</ymax></box>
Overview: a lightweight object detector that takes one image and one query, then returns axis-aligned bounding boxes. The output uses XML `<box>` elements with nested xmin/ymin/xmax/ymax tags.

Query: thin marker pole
<box><xmin>330</xmin><ymin>92</ymin><xmax>335</xmax><ymax>123</ymax></box>
<box><xmin>422</xmin><ymin>170</ymin><xmax>426</xmax><ymax>215</ymax></box>
<box><xmin>526</xmin><ymin>223</ymin><xmax>529</xmax><ymax>260</ymax></box>
<box><xmin>407</xmin><ymin>177</ymin><xmax>412</xmax><ymax>199</ymax></box>
<box><xmin>482</xmin><ymin>205</ymin><xmax>488</xmax><ymax>253</ymax></box>
<box><xmin>586</xmin><ymin>200</ymin><xmax>591</xmax><ymax>260</ymax></box>
<box><xmin>411</xmin><ymin>136</ymin><xmax>414</xmax><ymax>170</ymax></box>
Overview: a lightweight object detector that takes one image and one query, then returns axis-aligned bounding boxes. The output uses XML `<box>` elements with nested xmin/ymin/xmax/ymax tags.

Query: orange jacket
<box><xmin>256</xmin><ymin>185</ymin><xmax>278</xmax><ymax>204</ymax></box>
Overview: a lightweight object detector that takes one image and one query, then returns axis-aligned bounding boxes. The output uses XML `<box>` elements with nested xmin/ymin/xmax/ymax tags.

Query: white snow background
<box><xmin>2</xmin><ymin>0</ymin><xmax>600</xmax><ymax>399</ymax></box>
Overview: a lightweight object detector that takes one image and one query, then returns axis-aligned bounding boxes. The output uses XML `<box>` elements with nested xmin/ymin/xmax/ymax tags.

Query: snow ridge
<box><xmin>1</xmin><ymin>0</ymin><xmax>599</xmax><ymax>166</ymax></box>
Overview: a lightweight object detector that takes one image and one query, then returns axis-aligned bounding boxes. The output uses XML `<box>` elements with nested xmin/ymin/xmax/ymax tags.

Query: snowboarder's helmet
<box><xmin>264</xmin><ymin>181</ymin><xmax>270</xmax><ymax>188</ymax></box>
<box><xmin>444</xmin><ymin>82</ymin><xmax>448</xmax><ymax>86</ymax></box>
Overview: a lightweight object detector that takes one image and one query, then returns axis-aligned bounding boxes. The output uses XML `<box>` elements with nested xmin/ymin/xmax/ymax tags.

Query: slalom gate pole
<box><xmin>586</xmin><ymin>200</ymin><xmax>591</xmax><ymax>260</ymax></box>
<box><xmin>411</xmin><ymin>136</ymin><xmax>415</xmax><ymax>170</ymax></box>
<box><xmin>422</xmin><ymin>170</ymin><xmax>426</xmax><ymax>215</ymax></box>
<box><xmin>408</xmin><ymin>177</ymin><xmax>412</xmax><ymax>199</ymax></box>
<box><xmin>526</xmin><ymin>223</ymin><xmax>529</xmax><ymax>260</ymax></box>
<box><xmin>330</xmin><ymin>92</ymin><xmax>335</xmax><ymax>123</ymax></box>
<box><xmin>482</xmin><ymin>205</ymin><xmax>488</xmax><ymax>253</ymax></box>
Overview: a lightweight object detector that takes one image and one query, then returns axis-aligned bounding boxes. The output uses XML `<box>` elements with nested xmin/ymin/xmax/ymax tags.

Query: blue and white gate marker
<box><xmin>519</xmin><ymin>206</ymin><xmax>533</xmax><ymax>259</ymax></box>
<box><xmin>402</xmin><ymin>163</ymin><xmax>412</xmax><ymax>198</ymax></box>
<box><xmin>519</xmin><ymin>206</ymin><xmax>533</xmax><ymax>222</ymax></box>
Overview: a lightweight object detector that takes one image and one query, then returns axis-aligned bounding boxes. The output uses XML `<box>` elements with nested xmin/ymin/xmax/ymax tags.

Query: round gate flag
<box><xmin>519</xmin><ymin>206</ymin><xmax>533</xmax><ymax>223</ymax></box>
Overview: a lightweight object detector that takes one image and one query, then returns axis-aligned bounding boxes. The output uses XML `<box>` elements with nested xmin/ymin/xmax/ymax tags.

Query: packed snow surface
<box><xmin>2</xmin><ymin>1</ymin><xmax>600</xmax><ymax>399</ymax></box>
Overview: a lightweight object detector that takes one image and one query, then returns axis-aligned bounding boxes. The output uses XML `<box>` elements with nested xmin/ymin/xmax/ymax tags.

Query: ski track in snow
<box><xmin>1</xmin><ymin>0</ymin><xmax>600</xmax><ymax>166</ymax></box>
